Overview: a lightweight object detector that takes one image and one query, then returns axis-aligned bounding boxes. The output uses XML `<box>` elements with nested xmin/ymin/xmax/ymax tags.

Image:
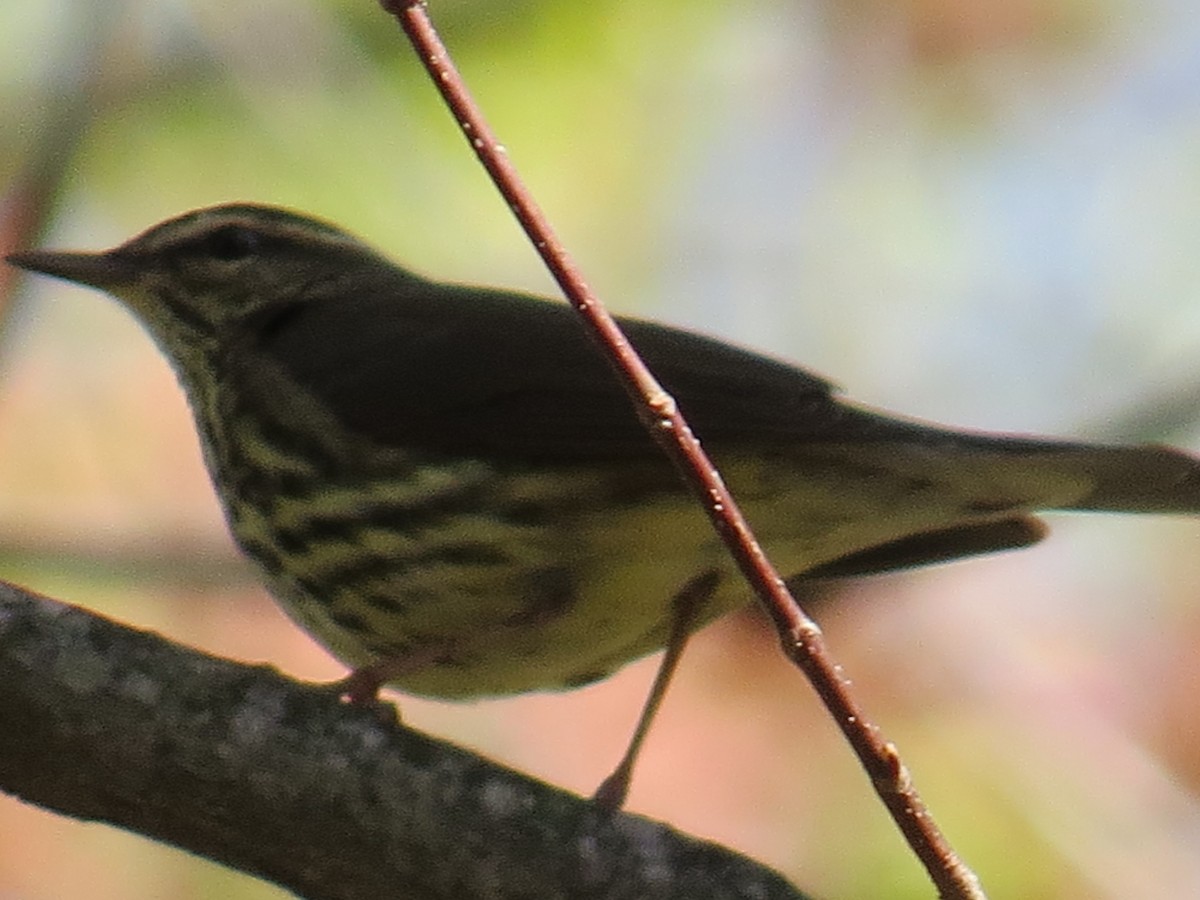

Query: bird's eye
<box><xmin>203</xmin><ymin>226</ymin><xmax>260</xmax><ymax>262</ymax></box>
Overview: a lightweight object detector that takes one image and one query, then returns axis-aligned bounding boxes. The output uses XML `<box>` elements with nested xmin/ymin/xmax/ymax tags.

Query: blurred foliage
<box><xmin>3</xmin><ymin>1</ymin><xmax>1200</xmax><ymax>898</ymax></box>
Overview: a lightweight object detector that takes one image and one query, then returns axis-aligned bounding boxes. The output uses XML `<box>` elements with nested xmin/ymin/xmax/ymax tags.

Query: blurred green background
<box><xmin>3</xmin><ymin>1</ymin><xmax>1200</xmax><ymax>898</ymax></box>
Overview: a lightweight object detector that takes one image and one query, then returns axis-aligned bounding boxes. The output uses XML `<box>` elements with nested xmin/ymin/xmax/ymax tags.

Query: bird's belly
<box><xmin>224</xmin><ymin>446</ymin><xmax>1054</xmax><ymax>700</ymax></box>
<box><xmin>235</xmin><ymin>477</ymin><xmax>742</xmax><ymax>699</ymax></box>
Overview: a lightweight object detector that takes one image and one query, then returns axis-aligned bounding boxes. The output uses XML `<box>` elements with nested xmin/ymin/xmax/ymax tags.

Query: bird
<box><xmin>9</xmin><ymin>202</ymin><xmax>1200</xmax><ymax>801</ymax></box>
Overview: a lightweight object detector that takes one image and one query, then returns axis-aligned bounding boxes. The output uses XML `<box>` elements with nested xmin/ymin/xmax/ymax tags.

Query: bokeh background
<box><xmin>3</xmin><ymin>1</ymin><xmax>1200</xmax><ymax>897</ymax></box>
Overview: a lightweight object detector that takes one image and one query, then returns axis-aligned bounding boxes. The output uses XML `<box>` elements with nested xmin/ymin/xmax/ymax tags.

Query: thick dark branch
<box><xmin>0</xmin><ymin>579</ymin><xmax>811</xmax><ymax>900</ymax></box>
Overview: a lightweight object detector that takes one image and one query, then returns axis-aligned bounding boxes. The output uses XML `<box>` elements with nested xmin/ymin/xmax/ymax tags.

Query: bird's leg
<box><xmin>331</xmin><ymin>641</ymin><xmax>454</xmax><ymax>705</ymax></box>
<box><xmin>593</xmin><ymin>568</ymin><xmax>721</xmax><ymax>810</ymax></box>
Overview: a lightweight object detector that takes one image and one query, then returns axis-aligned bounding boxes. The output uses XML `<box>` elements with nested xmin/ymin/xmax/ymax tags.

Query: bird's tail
<box><xmin>784</xmin><ymin>439</ymin><xmax>1200</xmax><ymax>580</ymax></box>
<box><xmin>1028</xmin><ymin>442</ymin><xmax>1200</xmax><ymax>514</ymax></box>
<box><xmin>819</xmin><ymin>407</ymin><xmax>1200</xmax><ymax>517</ymax></box>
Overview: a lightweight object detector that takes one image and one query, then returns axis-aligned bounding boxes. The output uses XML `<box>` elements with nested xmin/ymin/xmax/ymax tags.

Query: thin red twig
<box><xmin>379</xmin><ymin>3</ymin><xmax>986</xmax><ymax>897</ymax></box>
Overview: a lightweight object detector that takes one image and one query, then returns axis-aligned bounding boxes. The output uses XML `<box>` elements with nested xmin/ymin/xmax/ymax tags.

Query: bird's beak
<box><xmin>6</xmin><ymin>249</ymin><xmax>137</xmax><ymax>291</ymax></box>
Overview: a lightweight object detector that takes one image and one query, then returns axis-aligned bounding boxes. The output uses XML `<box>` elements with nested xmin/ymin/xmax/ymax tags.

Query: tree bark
<box><xmin>0</xmin><ymin>579</ymin><xmax>811</xmax><ymax>900</ymax></box>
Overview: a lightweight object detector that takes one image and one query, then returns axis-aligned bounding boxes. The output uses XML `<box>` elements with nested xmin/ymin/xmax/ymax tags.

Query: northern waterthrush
<box><xmin>9</xmin><ymin>203</ymin><xmax>1200</xmax><ymax>712</ymax></box>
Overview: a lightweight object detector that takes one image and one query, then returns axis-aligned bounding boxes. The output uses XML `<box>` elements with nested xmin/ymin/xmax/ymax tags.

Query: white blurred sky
<box><xmin>654</xmin><ymin>1</ymin><xmax>1200</xmax><ymax>438</ymax></box>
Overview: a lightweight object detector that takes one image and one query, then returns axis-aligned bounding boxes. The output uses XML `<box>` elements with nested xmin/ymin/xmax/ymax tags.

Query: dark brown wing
<box><xmin>256</xmin><ymin>270</ymin><xmax>1200</xmax><ymax>519</ymax></box>
<box><xmin>255</xmin><ymin>274</ymin><xmax>845</xmax><ymax>462</ymax></box>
